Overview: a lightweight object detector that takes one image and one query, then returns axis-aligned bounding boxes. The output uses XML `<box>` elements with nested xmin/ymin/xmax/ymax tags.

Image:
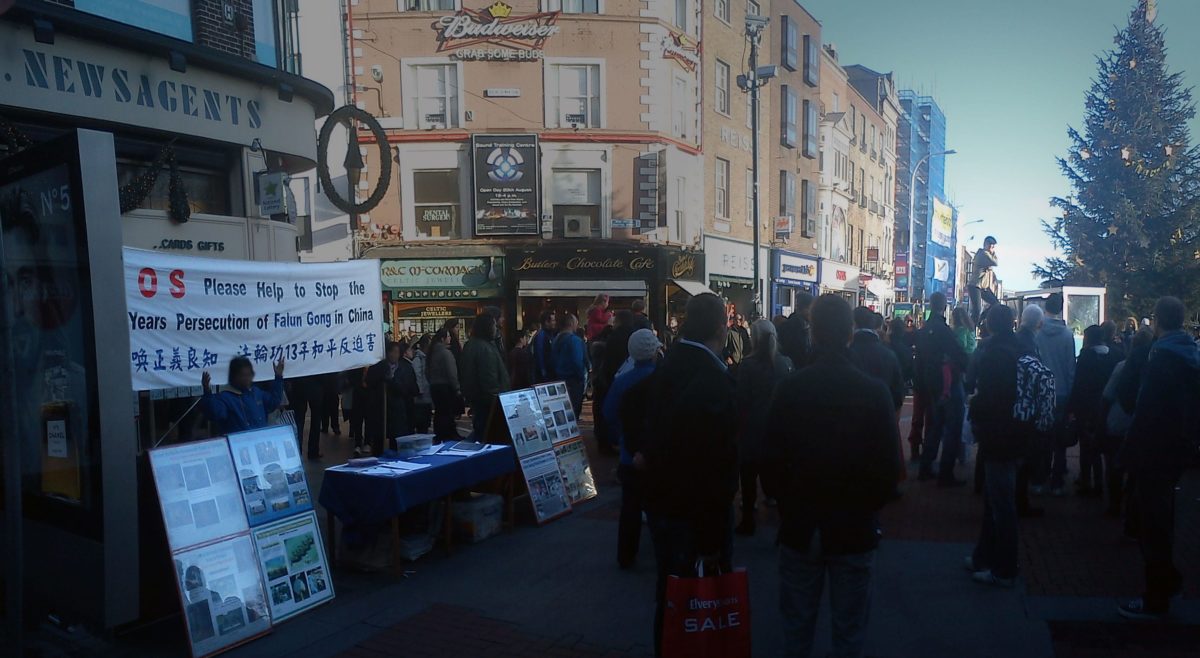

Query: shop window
<box><xmin>748</xmin><ymin>0</ymin><xmax>760</xmax><ymax>18</ymax></box>
<box><xmin>715</xmin><ymin>59</ymin><xmax>731</xmax><ymax>116</ymax></box>
<box><xmin>671</xmin><ymin>74</ymin><xmax>692</xmax><ymax>140</ymax></box>
<box><xmin>551</xmin><ymin>169</ymin><xmax>601</xmax><ymax>238</ymax></box>
<box><xmin>715</xmin><ymin>158</ymin><xmax>730</xmax><ymax>219</ymax></box>
<box><xmin>547</xmin><ymin>62</ymin><xmax>602</xmax><ymax>128</ymax></box>
<box><xmin>550</xmin><ymin>0</ymin><xmax>600</xmax><ymax>13</ymax></box>
<box><xmin>675</xmin><ymin>0</ymin><xmax>689</xmax><ymax>30</ymax></box>
<box><xmin>715</xmin><ymin>0</ymin><xmax>729</xmax><ymax>24</ymax></box>
<box><xmin>781</xmin><ymin>16</ymin><xmax>798</xmax><ymax>71</ymax></box>
<box><xmin>803</xmin><ymin>34</ymin><xmax>819</xmax><ymax>86</ymax></box>
<box><xmin>781</xmin><ymin>85</ymin><xmax>797</xmax><ymax>149</ymax></box>
<box><xmin>413</xmin><ymin>169</ymin><xmax>462</xmax><ymax>239</ymax></box>
<box><xmin>408</xmin><ymin>63</ymin><xmax>460</xmax><ymax>129</ymax></box>
<box><xmin>801</xmin><ymin>178</ymin><xmax>815</xmax><ymax>237</ymax></box>
<box><xmin>779</xmin><ymin>170</ymin><xmax>796</xmax><ymax>231</ymax></box>
<box><xmin>117</xmin><ymin>161</ymin><xmax>232</xmax><ymax>216</ymax></box>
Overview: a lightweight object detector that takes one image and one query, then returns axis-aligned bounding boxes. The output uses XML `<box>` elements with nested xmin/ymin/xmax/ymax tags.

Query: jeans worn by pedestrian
<box><xmin>968</xmin><ymin>285</ymin><xmax>983</xmax><ymax>329</ymax></box>
<box><xmin>920</xmin><ymin>380</ymin><xmax>963</xmax><ymax>481</ymax></box>
<box><xmin>1044</xmin><ymin>406</ymin><xmax>1070</xmax><ymax>489</ymax></box>
<box><xmin>649</xmin><ymin>512</ymin><xmax>733</xmax><ymax>657</ymax></box>
<box><xmin>564</xmin><ymin>377</ymin><xmax>585</xmax><ymax>419</ymax></box>
<box><xmin>1133</xmin><ymin>474</ymin><xmax>1183</xmax><ymax>612</ymax></box>
<box><xmin>779</xmin><ymin>541</ymin><xmax>874</xmax><ymax>658</ymax></box>
<box><xmin>972</xmin><ymin>459</ymin><xmax>1020</xmax><ymax>580</ymax></box>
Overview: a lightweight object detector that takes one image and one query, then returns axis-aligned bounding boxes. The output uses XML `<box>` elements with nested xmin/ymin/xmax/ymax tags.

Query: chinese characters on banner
<box><xmin>123</xmin><ymin>248</ymin><xmax>383</xmax><ymax>390</ymax></box>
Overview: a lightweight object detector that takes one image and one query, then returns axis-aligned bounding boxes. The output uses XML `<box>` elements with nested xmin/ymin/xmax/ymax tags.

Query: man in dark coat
<box><xmin>364</xmin><ymin>341</ymin><xmax>419</xmax><ymax>456</ymax></box>
<box><xmin>1119</xmin><ymin>297</ymin><xmax>1200</xmax><ymax>621</ymax></box>
<box><xmin>778</xmin><ymin>292</ymin><xmax>814</xmax><ymax>366</ymax></box>
<box><xmin>915</xmin><ymin>293</ymin><xmax>970</xmax><ymax>485</ymax></box>
<box><xmin>763</xmin><ymin>294</ymin><xmax>901</xmax><ymax>657</ymax></box>
<box><xmin>641</xmin><ymin>292</ymin><xmax>739</xmax><ymax>656</ymax></box>
<box><xmin>850</xmin><ymin>306</ymin><xmax>905</xmax><ymax>410</ymax></box>
<box><xmin>288</xmin><ymin>374</ymin><xmax>325</xmax><ymax>459</ymax></box>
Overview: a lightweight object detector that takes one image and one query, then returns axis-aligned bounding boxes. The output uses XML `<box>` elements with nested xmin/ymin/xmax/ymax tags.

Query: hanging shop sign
<box><xmin>124</xmin><ymin>248</ymin><xmax>383</xmax><ymax>390</ymax></box>
<box><xmin>775</xmin><ymin>252</ymin><xmax>818</xmax><ymax>284</ymax></box>
<box><xmin>894</xmin><ymin>251</ymin><xmax>908</xmax><ymax>292</ymax></box>
<box><xmin>931</xmin><ymin>198</ymin><xmax>954</xmax><ymax>247</ymax></box>
<box><xmin>473</xmin><ymin>134</ymin><xmax>540</xmax><ymax>236</ymax></box>
<box><xmin>660</xmin><ymin>249</ymin><xmax>704</xmax><ymax>282</ymax></box>
<box><xmin>661</xmin><ymin>29</ymin><xmax>701</xmax><ymax>72</ymax></box>
<box><xmin>820</xmin><ymin>260</ymin><xmax>860</xmax><ymax>293</ymax></box>
<box><xmin>379</xmin><ymin>257</ymin><xmax>502</xmax><ymax>294</ymax></box>
<box><xmin>509</xmin><ymin>246</ymin><xmax>658</xmax><ymax>279</ymax></box>
<box><xmin>774</xmin><ymin>215</ymin><xmax>794</xmax><ymax>241</ymax></box>
<box><xmin>435</xmin><ymin>3</ymin><xmax>560</xmax><ymax>62</ymax></box>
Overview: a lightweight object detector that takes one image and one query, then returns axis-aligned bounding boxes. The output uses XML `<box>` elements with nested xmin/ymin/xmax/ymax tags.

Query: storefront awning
<box><xmin>671</xmin><ymin>279</ymin><xmax>712</xmax><ymax>297</ymax></box>
<box><xmin>518</xmin><ymin>280</ymin><xmax>648</xmax><ymax>298</ymax></box>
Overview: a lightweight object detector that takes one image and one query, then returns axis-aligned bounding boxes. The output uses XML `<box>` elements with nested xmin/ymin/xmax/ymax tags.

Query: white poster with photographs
<box><xmin>554</xmin><ymin>439</ymin><xmax>598</xmax><ymax>504</ymax></box>
<box><xmin>174</xmin><ymin>535</ymin><xmax>271</xmax><ymax>658</ymax></box>
<box><xmin>252</xmin><ymin>512</ymin><xmax>334</xmax><ymax>622</ymax></box>
<box><xmin>150</xmin><ymin>438</ymin><xmax>249</xmax><ymax>550</ymax></box>
<box><xmin>519</xmin><ymin>450</ymin><xmax>571</xmax><ymax>524</ymax></box>
<box><xmin>498</xmin><ymin>388</ymin><xmax>555</xmax><ymax>458</ymax></box>
<box><xmin>535</xmin><ymin>381</ymin><xmax>580</xmax><ymax>443</ymax></box>
<box><xmin>227</xmin><ymin>425</ymin><xmax>313</xmax><ymax>527</ymax></box>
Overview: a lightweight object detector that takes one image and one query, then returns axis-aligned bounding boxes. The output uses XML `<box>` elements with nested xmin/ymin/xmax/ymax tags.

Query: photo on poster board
<box><xmin>554</xmin><ymin>439</ymin><xmax>598</xmax><ymax>504</ymax></box>
<box><xmin>534</xmin><ymin>381</ymin><xmax>580</xmax><ymax>443</ymax></box>
<box><xmin>519</xmin><ymin>450</ymin><xmax>571</xmax><ymax>524</ymax></box>
<box><xmin>173</xmin><ymin>534</ymin><xmax>271</xmax><ymax>658</ymax></box>
<box><xmin>251</xmin><ymin>512</ymin><xmax>335</xmax><ymax>622</ymax></box>
<box><xmin>149</xmin><ymin>438</ymin><xmax>249</xmax><ymax>550</ymax></box>
<box><xmin>497</xmin><ymin>388</ymin><xmax>554</xmax><ymax>458</ymax></box>
<box><xmin>227</xmin><ymin>425</ymin><xmax>313</xmax><ymax>527</ymax></box>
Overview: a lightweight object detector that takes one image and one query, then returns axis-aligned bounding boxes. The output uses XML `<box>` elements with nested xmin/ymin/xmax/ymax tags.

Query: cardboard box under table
<box><xmin>318</xmin><ymin>445</ymin><xmax>517</xmax><ymax>573</ymax></box>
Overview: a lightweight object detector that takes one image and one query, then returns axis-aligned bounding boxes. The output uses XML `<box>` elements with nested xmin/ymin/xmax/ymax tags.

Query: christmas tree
<box><xmin>1036</xmin><ymin>0</ymin><xmax>1200</xmax><ymax>317</ymax></box>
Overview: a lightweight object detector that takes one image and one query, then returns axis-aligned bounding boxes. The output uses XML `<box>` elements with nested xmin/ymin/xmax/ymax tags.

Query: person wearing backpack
<box><xmin>966</xmin><ymin>305</ymin><xmax>1053</xmax><ymax>587</ymax></box>
<box><xmin>1118</xmin><ymin>297</ymin><xmax>1200</xmax><ymax>621</ymax></box>
<box><xmin>915</xmin><ymin>293</ymin><xmax>970</xmax><ymax>486</ymax></box>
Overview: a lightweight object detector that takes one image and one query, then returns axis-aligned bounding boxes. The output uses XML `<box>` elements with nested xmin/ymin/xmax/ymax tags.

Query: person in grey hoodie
<box><xmin>1034</xmin><ymin>293</ymin><xmax>1077</xmax><ymax>495</ymax></box>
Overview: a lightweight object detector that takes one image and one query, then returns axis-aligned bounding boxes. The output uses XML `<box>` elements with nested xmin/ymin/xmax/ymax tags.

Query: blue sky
<box><xmin>800</xmin><ymin>0</ymin><xmax>1200</xmax><ymax>291</ymax></box>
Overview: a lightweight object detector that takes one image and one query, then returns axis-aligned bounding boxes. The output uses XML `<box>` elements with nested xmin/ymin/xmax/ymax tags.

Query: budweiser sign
<box><xmin>435</xmin><ymin>2</ymin><xmax>561</xmax><ymax>53</ymax></box>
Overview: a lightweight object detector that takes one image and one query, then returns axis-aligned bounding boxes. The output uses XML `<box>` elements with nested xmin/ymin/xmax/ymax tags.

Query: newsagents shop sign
<box><xmin>0</xmin><ymin>23</ymin><xmax>319</xmax><ymax>162</ymax></box>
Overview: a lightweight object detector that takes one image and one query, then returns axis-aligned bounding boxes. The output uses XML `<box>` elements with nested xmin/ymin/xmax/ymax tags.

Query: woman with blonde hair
<box><xmin>734</xmin><ymin>318</ymin><xmax>794</xmax><ymax>536</ymax></box>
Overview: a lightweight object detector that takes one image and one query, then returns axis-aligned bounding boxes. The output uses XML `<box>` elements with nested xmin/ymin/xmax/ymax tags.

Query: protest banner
<box><xmin>124</xmin><ymin>248</ymin><xmax>383</xmax><ymax>390</ymax></box>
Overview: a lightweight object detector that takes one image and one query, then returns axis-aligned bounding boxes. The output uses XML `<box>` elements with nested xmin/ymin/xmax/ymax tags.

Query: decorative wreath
<box><xmin>317</xmin><ymin>105</ymin><xmax>392</xmax><ymax>215</ymax></box>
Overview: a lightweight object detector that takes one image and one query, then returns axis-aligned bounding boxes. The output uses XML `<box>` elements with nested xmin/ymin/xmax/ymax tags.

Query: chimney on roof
<box><xmin>824</xmin><ymin>43</ymin><xmax>837</xmax><ymax>60</ymax></box>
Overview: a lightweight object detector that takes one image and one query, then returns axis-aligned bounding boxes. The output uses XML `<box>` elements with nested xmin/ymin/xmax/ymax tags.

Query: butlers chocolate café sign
<box><xmin>434</xmin><ymin>2</ymin><xmax>561</xmax><ymax>62</ymax></box>
<box><xmin>506</xmin><ymin>246</ymin><xmax>704</xmax><ymax>282</ymax></box>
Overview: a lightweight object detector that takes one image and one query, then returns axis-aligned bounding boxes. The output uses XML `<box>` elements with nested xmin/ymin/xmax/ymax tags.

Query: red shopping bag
<box><xmin>662</xmin><ymin>564</ymin><xmax>751</xmax><ymax>658</ymax></box>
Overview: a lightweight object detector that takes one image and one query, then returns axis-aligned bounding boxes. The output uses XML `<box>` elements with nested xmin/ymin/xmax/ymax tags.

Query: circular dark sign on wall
<box><xmin>317</xmin><ymin>105</ymin><xmax>392</xmax><ymax>216</ymax></box>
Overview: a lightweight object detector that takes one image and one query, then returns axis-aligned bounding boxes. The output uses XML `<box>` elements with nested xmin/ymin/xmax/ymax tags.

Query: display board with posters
<box><xmin>123</xmin><ymin>247</ymin><xmax>383</xmax><ymax>391</ymax></box>
<box><xmin>472</xmin><ymin>134</ymin><xmax>540</xmax><ymax>235</ymax></box>
<box><xmin>173</xmin><ymin>535</ymin><xmax>272</xmax><ymax>658</ymax></box>
<box><xmin>535</xmin><ymin>383</ymin><xmax>596</xmax><ymax>504</ymax></box>
<box><xmin>534</xmin><ymin>382</ymin><xmax>580</xmax><ymax>442</ymax></box>
<box><xmin>518</xmin><ymin>450</ymin><xmax>572</xmax><ymax>524</ymax></box>
<box><xmin>228</xmin><ymin>426</ymin><xmax>313</xmax><ymax>527</ymax></box>
<box><xmin>251</xmin><ymin>512</ymin><xmax>334</xmax><ymax>622</ymax></box>
<box><xmin>149</xmin><ymin>438</ymin><xmax>250</xmax><ymax>550</ymax></box>
<box><xmin>498</xmin><ymin>388</ymin><xmax>556</xmax><ymax>458</ymax></box>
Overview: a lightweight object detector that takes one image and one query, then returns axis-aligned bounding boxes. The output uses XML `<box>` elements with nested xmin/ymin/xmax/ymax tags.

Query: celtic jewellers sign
<box><xmin>435</xmin><ymin>2</ymin><xmax>560</xmax><ymax>61</ymax></box>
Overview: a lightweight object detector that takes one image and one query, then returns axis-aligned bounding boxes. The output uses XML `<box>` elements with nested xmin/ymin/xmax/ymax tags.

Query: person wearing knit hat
<box><xmin>602</xmin><ymin>327</ymin><xmax>662</xmax><ymax>569</ymax></box>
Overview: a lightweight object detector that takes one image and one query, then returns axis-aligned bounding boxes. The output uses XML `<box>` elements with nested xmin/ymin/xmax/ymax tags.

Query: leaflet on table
<box><xmin>534</xmin><ymin>382</ymin><xmax>580</xmax><ymax>443</ymax></box>
<box><xmin>519</xmin><ymin>450</ymin><xmax>571</xmax><ymax>524</ymax></box>
<box><xmin>554</xmin><ymin>439</ymin><xmax>598</xmax><ymax>504</ymax></box>
<box><xmin>149</xmin><ymin>438</ymin><xmax>249</xmax><ymax>550</ymax></box>
<box><xmin>441</xmin><ymin>443</ymin><xmax>506</xmax><ymax>457</ymax></box>
<box><xmin>251</xmin><ymin>512</ymin><xmax>335</xmax><ymax>622</ymax></box>
<box><xmin>498</xmin><ymin>388</ymin><xmax>555</xmax><ymax>458</ymax></box>
<box><xmin>227</xmin><ymin>425</ymin><xmax>313</xmax><ymax>527</ymax></box>
<box><xmin>174</xmin><ymin>534</ymin><xmax>271</xmax><ymax>658</ymax></box>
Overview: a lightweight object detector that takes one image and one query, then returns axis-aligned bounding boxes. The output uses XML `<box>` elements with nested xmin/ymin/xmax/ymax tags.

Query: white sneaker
<box><xmin>972</xmin><ymin>570</ymin><xmax>1016</xmax><ymax>588</ymax></box>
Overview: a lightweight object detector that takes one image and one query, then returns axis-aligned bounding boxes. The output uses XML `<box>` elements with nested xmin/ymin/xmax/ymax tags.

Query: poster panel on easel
<box><xmin>227</xmin><ymin>425</ymin><xmax>313</xmax><ymax>527</ymax></box>
<box><xmin>519</xmin><ymin>450</ymin><xmax>571</xmax><ymax>524</ymax></box>
<box><xmin>149</xmin><ymin>438</ymin><xmax>249</xmax><ymax>550</ymax></box>
<box><xmin>251</xmin><ymin>511</ymin><xmax>334</xmax><ymax>622</ymax></box>
<box><xmin>173</xmin><ymin>534</ymin><xmax>272</xmax><ymax>658</ymax></box>
<box><xmin>554</xmin><ymin>439</ymin><xmax>598</xmax><ymax>504</ymax></box>
<box><xmin>497</xmin><ymin>388</ymin><xmax>555</xmax><ymax>458</ymax></box>
<box><xmin>534</xmin><ymin>381</ymin><xmax>580</xmax><ymax>443</ymax></box>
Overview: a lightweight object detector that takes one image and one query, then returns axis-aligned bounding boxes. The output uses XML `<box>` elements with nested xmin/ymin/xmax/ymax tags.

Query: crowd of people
<box><xmin>196</xmin><ymin>282</ymin><xmax>1198</xmax><ymax>657</ymax></box>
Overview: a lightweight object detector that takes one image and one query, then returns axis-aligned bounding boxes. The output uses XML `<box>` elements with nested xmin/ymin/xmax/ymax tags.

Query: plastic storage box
<box><xmin>452</xmin><ymin>492</ymin><xmax>503</xmax><ymax>544</ymax></box>
<box><xmin>393</xmin><ymin>433</ymin><xmax>435</xmax><ymax>458</ymax></box>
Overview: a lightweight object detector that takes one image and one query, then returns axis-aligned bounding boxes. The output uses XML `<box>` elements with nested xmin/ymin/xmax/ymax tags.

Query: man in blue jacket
<box><xmin>602</xmin><ymin>328</ymin><xmax>661</xmax><ymax>569</ymax></box>
<box><xmin>553</xmin><ymin>314</ymin><xmax>587</xmax><ymax>417</ymax></box>
<box><xmin>201</xmin><ymin>357</ymin><xmax>285</xmax><ymax>435</ymax></box>
<box><xmin>1119</xmin><ymin>297</ymin><xmax>1200</xmax><ymax>621</ymax></box>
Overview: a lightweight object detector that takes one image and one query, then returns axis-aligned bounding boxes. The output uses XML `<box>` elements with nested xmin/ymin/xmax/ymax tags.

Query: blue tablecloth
<box><xmin>318</xmin><ymin>447</ymin><xmax>517</xmax><ymax>526</ymax></box>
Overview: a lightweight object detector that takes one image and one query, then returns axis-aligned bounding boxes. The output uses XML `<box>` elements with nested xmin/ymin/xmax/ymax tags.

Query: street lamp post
<box><xmin>906</xmin><ymin>149</ymin><xmax>955</xmax><ymax>304</ymax></box>
<box><xmin>739</xmin><ymin>14</ymin><xmax>774</xmax><ymax>318</ymax></box>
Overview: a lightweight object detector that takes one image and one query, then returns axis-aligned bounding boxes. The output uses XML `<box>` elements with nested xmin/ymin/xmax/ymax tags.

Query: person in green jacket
<box><xmin>460</xmin><ymin>313</ymin><xmax>510</xmax><ymax>440</ymax></box>
<box><xmin>952</xmin><ymin>306</ymin><xmax>977</xmax><ymax>355</ymax></box>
